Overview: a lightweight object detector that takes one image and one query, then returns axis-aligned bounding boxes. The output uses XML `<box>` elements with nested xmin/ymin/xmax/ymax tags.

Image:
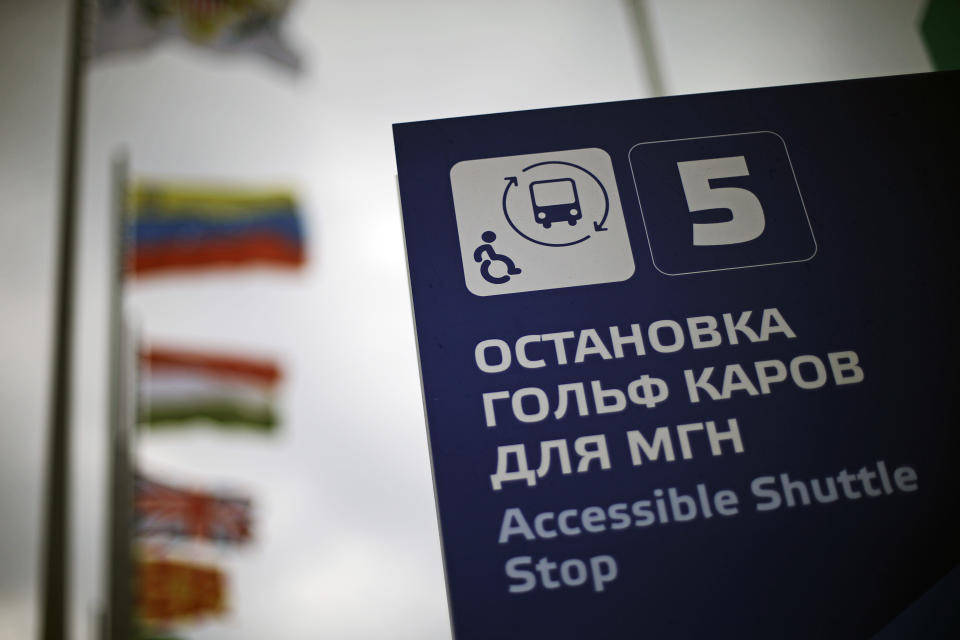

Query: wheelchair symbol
<box><xmin>473</xmin><ymin>231</ymin><xmax>521</xmax><ymax>284</ymax></box>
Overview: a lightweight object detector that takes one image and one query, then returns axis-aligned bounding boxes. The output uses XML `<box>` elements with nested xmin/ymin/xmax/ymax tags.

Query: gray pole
<box><xmin>104</xmin><ymin>153</ymin><xmax>134</xmax><ymax>640</ymax></box>
<box><xmin>40</xmin><ymin>0</ymin><xmax>88</xmax><ymax>637</ymax></box>
<box><xmin>628</xmin><ymin>0</ymin><xmax>667</xmax><ymax>97</ymax></box>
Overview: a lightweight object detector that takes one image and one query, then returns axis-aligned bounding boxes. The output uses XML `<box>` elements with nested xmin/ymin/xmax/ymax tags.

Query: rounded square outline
<box><xmin>627</xmin><ymin>131</ymin><xmax>818</xmax><ymax>276</ymax></box>
<box><xmin>450</xmin><ymin>147</ymin><xmax>636</xmax><ymax>297</ymax></box>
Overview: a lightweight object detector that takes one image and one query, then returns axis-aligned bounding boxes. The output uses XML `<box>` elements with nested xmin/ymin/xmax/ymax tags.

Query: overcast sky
<box><xmin>1</xmin><ymin>1</ymin><xmax>930</xmax><ymax>638</ymax></box>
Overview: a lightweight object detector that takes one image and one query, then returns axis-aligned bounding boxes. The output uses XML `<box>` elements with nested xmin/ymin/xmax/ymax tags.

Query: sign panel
<box><xmin>394</xmin><ymin>72</ymin><xmax>960</xmax><ymax>639</ymax></box>
<box><xmin>450</xmin><ymin>148</ymin><xmax>634</xmax><ymax>296</ymax></box>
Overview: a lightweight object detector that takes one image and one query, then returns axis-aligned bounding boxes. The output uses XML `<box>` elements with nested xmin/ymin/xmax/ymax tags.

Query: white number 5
<box><xmin>676</xmin><ymin>156</ymin><xmax>765</xmax><ymax>246</ymax></box>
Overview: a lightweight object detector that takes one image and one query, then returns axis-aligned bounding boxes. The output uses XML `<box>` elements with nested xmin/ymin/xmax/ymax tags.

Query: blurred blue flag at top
<box><xmin>93</xmin><ymin>0</ymin><xmax>301</xmax><ymax>71</ymax></box>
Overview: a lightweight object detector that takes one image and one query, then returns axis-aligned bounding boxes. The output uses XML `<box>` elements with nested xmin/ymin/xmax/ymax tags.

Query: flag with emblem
<box><xmin>94</xmin><ymin>0</ymin><xmax>301</xmax><ymax>71</ymax></box>
<box><xmin>137</xmin><ymin>558</ymin><xmax>228</xmax><ymax>624</ymax></box>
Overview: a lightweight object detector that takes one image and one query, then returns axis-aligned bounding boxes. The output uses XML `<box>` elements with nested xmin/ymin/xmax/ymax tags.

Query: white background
<box><xmin>452</xmin><ymin>148</ymin><xmax>635</xmax><ymax>296</ymax></box>
<box><xmin>0</xmin><ymin>1</ymin><xmax>931</xmax><ymax>638</ymax></box>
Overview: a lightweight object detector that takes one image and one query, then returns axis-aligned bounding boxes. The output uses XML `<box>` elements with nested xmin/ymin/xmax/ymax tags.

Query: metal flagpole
<box><xmin>104</xmin><ymin>152</ymin><xmax>134</xmax><ymax>640</ymax></box>
<box><xmin>628</xmin><ymin>0</ymin><xmax>667</xmax><ymax>97</ymax></box>
<box><xmin>40</xmin><ymin>0</ymin><xmax>89</xmax><ymax>637</ymax></box>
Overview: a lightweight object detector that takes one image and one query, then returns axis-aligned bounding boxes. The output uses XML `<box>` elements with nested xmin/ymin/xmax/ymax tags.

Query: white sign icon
<box><xmin>450</xmin><ymin>148</ymin><xmax>635</xmax><ymax>296</ymax></box>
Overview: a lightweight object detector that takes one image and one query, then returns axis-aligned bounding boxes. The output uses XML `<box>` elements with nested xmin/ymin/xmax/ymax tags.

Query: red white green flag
<box><xmin>140</xmin><ymin>346</ymin><xmax>282</xmax><ymax>431</ymax></box>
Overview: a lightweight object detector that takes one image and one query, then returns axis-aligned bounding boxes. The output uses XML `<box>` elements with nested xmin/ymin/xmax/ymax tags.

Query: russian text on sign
<box><xmin>491</xmin><ymin>435</ymin><xmax>611</xmax><ymax>491</ymax></box>
<box><xmin>684</xmin><ymin>351</ymin><xmax>864</xmax><ymax>402</ymax></box>
<box><xmin>627</xmin><ymin>418</ymin><xmax>744</xmax><ymax>465</ymax></box>
<box><xmin>474</xmin><ymin>308</ymin><xmax>796</xmax><ymax>373</ymax></box>
<box><xmin>483</xmin><ymin>376</ymin><xmax>669</xmax><ymax>427</ymax></box>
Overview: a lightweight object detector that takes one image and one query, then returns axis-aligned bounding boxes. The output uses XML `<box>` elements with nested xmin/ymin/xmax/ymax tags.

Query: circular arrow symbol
<box><xmin>502</xmin><ymin>159</ymin><xmax>610</xmax><ymax>248</ymax></box>
<box><xmin>524</xmin><ymin>160</ymin><xmax>611</xmax><ymax>232</ymax></box>
<box><xmin>502</xmin><ymin>177</ymin><xmax>590</xmax><ymax>247</ymax></box>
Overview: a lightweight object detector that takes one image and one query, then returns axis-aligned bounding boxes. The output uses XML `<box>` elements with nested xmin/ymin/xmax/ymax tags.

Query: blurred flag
<box><xmin>136</xmin><ymin>622</ymin><xmax>186</xmax><ymax>640</ymax></box>
<box><xmin>94</xmin><ymin>0</ymin><xmax>301</xmax><ymax>71</ymax></box>
<box><xmin>922</xmin><ymin>0</ymin><xmax>960</xmax><ymax>71</ymax></box>
<box><xmin>138</xmin><ymin>558</ymin><xmax>227</xmax><ymax>625</ymax></box>
<box><xmin>136</xmin><ymin>474</ymin><xmax>252</xmax><ymax>543</ymax></box>
<box><xmin>126</xmin><ymin>182</ymin><xmax>306</xmax><ymax>276</ymax></box>
<box><xmin>141</xmin><ymin>346</ymin><xmax>282</xmax><ymax>431</ymax></box>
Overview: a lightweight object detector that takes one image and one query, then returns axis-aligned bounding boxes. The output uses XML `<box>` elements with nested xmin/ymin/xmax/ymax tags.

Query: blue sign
<box><xmin>394</xmin><ymin>72</ymin><xmax>960</xmax><ymax>639</ymax></box>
